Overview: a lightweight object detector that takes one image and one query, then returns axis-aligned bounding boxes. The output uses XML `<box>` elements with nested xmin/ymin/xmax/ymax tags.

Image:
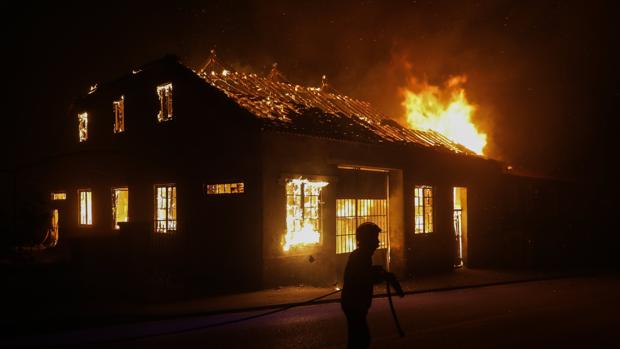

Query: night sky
<box><xmin>9</xmin><ymin>0</ymin><xmax>619</xmax><ymax>183</ymax></box>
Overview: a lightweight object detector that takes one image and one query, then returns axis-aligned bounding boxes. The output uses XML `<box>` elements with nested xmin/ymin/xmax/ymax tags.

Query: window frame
<box><xmin>78</xmin><ymin>188</ymin><xmax>93</xmax><ymax>226</ymax></box>
<box><xmin>112</xmin><ymin>187</ymin><xmax>129</xmax><ymax>230</ymax></box>
<box><xmin>113</xmin><ymin>96</ymin><xmax>125</xmax><ymax>133</ymax></box>
<box><xmin>156</xmin><ymin>83</ymin><xmax>173</xmax><ymax>123</ymax></box>
<box><xmin>78</xmin><ymin>112</ymin><xmax>88</xmax><ymax>142</ymax></box>
<box><xmin>414</xmin><ymin>185</ymin><xmax>434</xmax><ymax>234</ymax></box>
<box><xmin>154</xmin><ymin>183</ymin><xmax>177</xmax><ymax>233</ymax></box>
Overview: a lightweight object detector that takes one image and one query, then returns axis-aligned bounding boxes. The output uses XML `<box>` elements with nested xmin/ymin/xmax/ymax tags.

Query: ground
<box><xmin>5</xmin><ymin>275</ymin><xmax>619</xmax><ymax>348</ymax></box>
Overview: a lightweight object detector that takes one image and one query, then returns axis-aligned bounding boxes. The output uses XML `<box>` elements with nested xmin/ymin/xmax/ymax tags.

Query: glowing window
<box><xmin>51</xmin><ymin>192</ymin><xmax>66</xmax><ymax>200</ymax></box>
<box><xmin>113</xmin><ymin>96</ymin><xmax>125</xmax><ymax>133</ymax></box>
<box><xmin>78</xmin><ymin>112</ymin><xmax>88</xmax><ymax>142</ymax></box>
<box><xmin>206</xmin><ymin>182</ymin><xmax>245</xmax><ymax>195</ymax></box>
<box><xmin>155</xmin><ymin>184</ymin><xmax>176</xmax><ymax>233</ymax></box>
<box><xmin>156</xmin><ymin>83</ymin><xmax>173</xmax><ymax>122</ymax></box>
<box><xmin>283</xmin><ymin>178</ymin><xmax>328</xmax><ymax>252</ymax></box>
<box><xmin>78</xmin><ymin>189</ymin><xmax>92</xmax><ymax>225</ymax></box>
<box><xmin>336</xmin><ymin>199</ymin><xmax>388</xmax><ymax>254</ymax></box>
<box><xmin>112</xmin><ymin>187</ymin><xmax>129</xmax><ymax>230</ymax></box>
<box><xmin>414</xmin><ymin>185</ymin><xmax>433</xmax><ymax>234</ymax></box>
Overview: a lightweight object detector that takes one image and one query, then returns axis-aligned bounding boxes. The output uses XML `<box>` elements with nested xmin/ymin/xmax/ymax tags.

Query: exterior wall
<box><xmin>258</xmin><ymin>130</ymin><xmax>500</xmax><ymax>287</ymax></box>
<box><xmin>39</xmin><ymin>59</ymin><xmax>265</xmax><ymax>297</ymax></box>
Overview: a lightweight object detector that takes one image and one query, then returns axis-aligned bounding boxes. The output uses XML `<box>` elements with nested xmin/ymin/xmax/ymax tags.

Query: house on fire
<box><xmin>36</xmin><ymin>53</ymin><xmax>579</xmax><ymax>294</ymax></box>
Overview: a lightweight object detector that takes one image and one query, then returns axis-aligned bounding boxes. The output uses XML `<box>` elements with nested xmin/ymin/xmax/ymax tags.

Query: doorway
<box><xmin>453</xmin><ymin>187</ymin><xmax>468</xmax><ymax>267</ymax></box>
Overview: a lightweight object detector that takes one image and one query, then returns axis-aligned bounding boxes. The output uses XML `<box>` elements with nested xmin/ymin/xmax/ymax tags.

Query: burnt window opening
<box><xmin>155</xmin><ymin>184</ymin><xmax>176</xmax><ymax>233</ymax></box>
<box><xmin>113</xmin><ymin>96</ymin><xmax>125</xmax><ymax>133</ymax></box>
<box><xmin>414</xmin><ymin>185</ymin><xmax>433</xmax><ymax>234</ymax></box>
<box><xmin>78</xmin><ymin>189</ymin><xmax>92</xmax><ymax>225</ymax></box>
<box><xmin>206</xmin><ymin>182</ymin><xmax>245</xmax><ymax>195</ymax></box>
<box><xmin>283</xmin><ymin>178</ymin><xmax>328</xmax><ymax>252</ymax></box>
<box><xmin>112</xmin><ymin>187</ymin><xmax>129</xmax><ymax>230</ymax></box>
<box><xmin>336</xmin><ymin>199</ymin><xmax>388</xmax><ymax>254</ymax></box>
<box><xmin>156</xmin><ymin>83</ymin><xmax>173</xmax><ymax>122</ymax></box>
<box><xmin>78</xmin><ymin>112</ymin><xmax>88</xmax><ymax>142</ymax></box>
<box><xmin>51</xmin><ymin>192</ymin><xmax>66</xmax><ymax>200</ymax></box>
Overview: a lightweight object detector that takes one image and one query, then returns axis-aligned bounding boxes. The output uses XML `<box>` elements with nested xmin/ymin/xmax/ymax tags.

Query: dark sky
<box><xmin>9</xmin><ymin>0</ymin><xmax>619</xmax><ymax>181</ymax></box>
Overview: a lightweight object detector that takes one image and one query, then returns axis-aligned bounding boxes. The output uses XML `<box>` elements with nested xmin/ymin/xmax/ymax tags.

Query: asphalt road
<box><xmin>6</xmin><ymin>275</ymin><xmax>620</xmax><ymax>348</ymax></box>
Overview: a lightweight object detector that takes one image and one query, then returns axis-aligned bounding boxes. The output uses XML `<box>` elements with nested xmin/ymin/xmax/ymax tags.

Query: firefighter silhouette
<box><xmin>341</xmin><ymin>222</ymin><xmax>404</xmax><ymax>349</ymax></box>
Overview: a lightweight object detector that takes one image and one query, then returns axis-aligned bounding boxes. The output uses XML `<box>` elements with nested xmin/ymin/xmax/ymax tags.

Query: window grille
<box><xmin>414</xmin><ymin>185</ymin><xmax>433</xmax><ymax>234</ymax></box>
<box><xmin>155</xmin><ymin>184</ymin><xmax>176</xmax><ymax>233</ymax></box>
<box><xmin>206</xmin><ymin>182</ymin><xmax>245</xmax><ymax>194</ymax></box>
<box><xmin>51</xmin><ymin>192</ymin><xmax>66</xmax><ymax>200</ymax></box>
<box><xmin>78</xmin><ymin>189</ymin><xmax>92</xmax><ymax>225</ymax></box>
<box><xmin>336</xmin><ymin>199</ymin><xmax>388</xmax><ymax>254</ymax></box>
<box><xmin>283</xmin><ymin>179</ymin><xmax>327</xmax><ymax>251</ymax></box>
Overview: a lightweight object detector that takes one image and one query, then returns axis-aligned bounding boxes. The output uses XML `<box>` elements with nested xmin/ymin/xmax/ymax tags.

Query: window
<box><xmin>113</xmin><ymin>96</ymin><xmax>125</xmax><ymax>133</ymax></box>
<box><xmin>336</xmin><ymin>199</ymin><xmax>388</xmax><ymax>254</ymax></box>
<box><xmin>78</xmin><ymin>189</ymin><xmax>92</xmax><ymax>225</ymax></box>
<box><xmin>51</xmin><ymin>192</ymin><xmax>66</xmax><ymax>200</ymax></box>
<box><xmin>156</xmin><ymin>83</ymin><xmax>173</xmax><ymax>122</ymax></box>
<box><xmin>155</xmin><ymin>184</ymin><xmax>176</xmax><ymax>233</ymax></box>
<box><xmin>78</xmin><ymin>112</ymin><xmax>88</xmax><ymax>142</ymax></box>
<box><xmin>206</xmin><ymin>182</ymin><xmax>245</xmax><ymax>195</ymax></box>
<box><xmin>112</xmin><ymin>187</ymin><xmax>129</xmax><ymax>230</ymax></box>
<box><xmin>283</xmin><ymin>178</ymin><xmax>328</xmax><ymax>251</ymax></box>
<box><xmin>414</xmin><ymin>185</ymin><xmax>433</xmax><ymax>234</ymax></box>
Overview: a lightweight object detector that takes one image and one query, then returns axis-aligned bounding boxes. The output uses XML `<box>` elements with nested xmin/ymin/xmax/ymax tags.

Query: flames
<box><xmin>401</xmin><ymin>75</ymin><xmax>487</xmax><ymax>155</ymax></box>
<box><xmin>283</xmin><ymin>178</ymin><xmax>328</xmax><ymax>252</ymax></box>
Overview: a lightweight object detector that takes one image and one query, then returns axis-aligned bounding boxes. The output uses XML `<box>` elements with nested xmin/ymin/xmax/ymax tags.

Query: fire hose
<box><xmin>63</xmin><ymin>280</ymin><xmax>405</xmax><ymax>346</ymax></box>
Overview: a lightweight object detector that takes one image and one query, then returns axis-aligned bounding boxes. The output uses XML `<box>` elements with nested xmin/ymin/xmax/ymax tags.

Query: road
<box><xmin>6</xmin><ymin>275</ymin><xmax>620</xmax><ymax>348</ymax></box>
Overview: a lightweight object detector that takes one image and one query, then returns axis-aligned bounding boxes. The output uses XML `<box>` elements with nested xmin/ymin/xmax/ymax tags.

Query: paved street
<box><xmin>6</xmin><ymin>275</ymin><xmax>619</xmax><ymax>348</ymax></box>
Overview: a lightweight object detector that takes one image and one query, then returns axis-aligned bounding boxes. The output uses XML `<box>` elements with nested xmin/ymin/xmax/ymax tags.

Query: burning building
<box><xmin>33</xmin><ymin>53</ymin><xmax>579</xmax><ymax>295</ymax></box>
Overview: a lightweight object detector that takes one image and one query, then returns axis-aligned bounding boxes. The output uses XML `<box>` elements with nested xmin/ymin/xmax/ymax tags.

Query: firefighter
<box><xmin>341</xmin><ymin>222</ymin><xmax>404</xmax><ymax>349</ymax></box>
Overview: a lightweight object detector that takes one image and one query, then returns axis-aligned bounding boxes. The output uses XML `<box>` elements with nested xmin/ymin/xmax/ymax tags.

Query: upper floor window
<box><xmin>78</xmin><ymin>112</ymin><xmax>88</xmax><ymax>142</ymax></box>
<box><xmin>156</xmin><ymin>83</ymin><xmax>173</xmax><ymax>122</ymax></box>
<box><xmin>414</xmin><ymin>185</ymin><xmax>433</xmax><ymax>234</ymax></box>
<box><xmin>113</xmin><ymin>96</ymin><xmax>125</xmax><ymax>133</ymax></box>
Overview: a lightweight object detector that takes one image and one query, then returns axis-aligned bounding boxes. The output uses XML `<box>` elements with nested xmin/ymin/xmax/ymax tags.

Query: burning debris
<box><xmin>197</xmin><ymin>51</ymin><xmax>477</xmax><ymax>155</ymax></box>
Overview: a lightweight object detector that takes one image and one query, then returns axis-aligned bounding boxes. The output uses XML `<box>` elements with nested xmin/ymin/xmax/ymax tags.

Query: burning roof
<box><xmin>197</xmin><ymin>51</ymin><xmax>475</xmax><ymax>155</ymax></box>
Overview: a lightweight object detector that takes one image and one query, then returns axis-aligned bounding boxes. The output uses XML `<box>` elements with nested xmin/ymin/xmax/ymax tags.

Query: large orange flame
<box><xmin>401</xmin><ymin>76</ymin><xmax>487</xmax><ymax>155</ymax></box>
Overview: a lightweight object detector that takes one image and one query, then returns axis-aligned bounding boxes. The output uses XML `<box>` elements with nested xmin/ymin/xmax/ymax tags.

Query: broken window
<box><xmin>283</xmin><ymin>178</ymin><xmax>328</xmax><ymax>251</ymax></box>
<box><xmin>336</xmin><ymin>199</ymin><xmax>388</xmax><ymax>254</ymax></box>
<box><xmin>78</xmin><ymin>112</ymin><xmax>88</xmax><ymax>142</ymax></box>
<box><xmin>79</xmin><ymin>189</ymin><xmax>92</xmax><ymax>225</ymax></box>
<box><xmin>51</xmin><ymin>192</ymin><xmax>66</xmax><ymax>200</ymax></box>
<box><xmin>156</xmin><ymin>83</ymin><xmax>173</xmax><ymax>122</ymax></box>
<box><xmin>155</xmin><ymin>184</ymin><xmax>176</xmax><ymax>233</ymax></box>
<box><xmin>113</xmin><ymin>96</ymin><xmax>125</xmax><ymax>133</ymax></box>
<box><xmin>112</xmin><ymin>187</ymin><xmax>129</xmax><ymax>230</ymax></box>
<box><xmin>206</xmin><ymin>182</ymin><xmax>245</xmax><ymax>195</ymax></box>
<box><xmin>414</xmin><ymin>185</ymin><xmax>433</xmax><ymax>234</ymax></box>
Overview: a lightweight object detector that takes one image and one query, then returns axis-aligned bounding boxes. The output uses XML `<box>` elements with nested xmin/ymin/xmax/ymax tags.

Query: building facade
<box><xmin>31</xmin><ymin>55</ymin><xmax>578</xmax><ymax>297</ymax></box>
